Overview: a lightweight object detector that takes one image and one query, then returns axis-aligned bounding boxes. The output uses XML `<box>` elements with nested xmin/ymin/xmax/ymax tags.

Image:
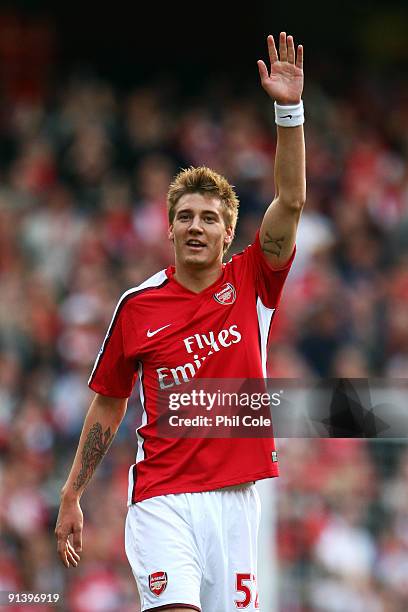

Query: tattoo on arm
<box><xmin>73</xmin><ymin>423</ymin><xmax>114</xmax><ymax>491</ymax></box>
<box><xmin>262</xmin><ymin>232</ymin><xmax>285</xmax><ymax>257</ymax></box>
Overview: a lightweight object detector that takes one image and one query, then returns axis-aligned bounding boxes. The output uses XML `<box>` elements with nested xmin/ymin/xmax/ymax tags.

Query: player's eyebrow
<box><xmin>176</xmin><ymin>208</ymin><xmax>220</xmax><ymax>217</ymax></box>
<box><xmin>201</xmin><ymin>210</ymin><xmax>220</xmax><ymax>218</ymax></box>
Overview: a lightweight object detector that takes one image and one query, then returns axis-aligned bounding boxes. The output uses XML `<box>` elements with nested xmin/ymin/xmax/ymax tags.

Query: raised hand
<box><xmin>257</xmin><ymin>32</ymin><xmax>304</xmax><ymax>105</ymax></box>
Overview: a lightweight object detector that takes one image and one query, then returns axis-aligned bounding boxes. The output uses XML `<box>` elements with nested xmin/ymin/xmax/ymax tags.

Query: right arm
<box><xmin>55</xmin><ymin>393</ymin><xmax>128</xmax><ymax>567</ymax></box>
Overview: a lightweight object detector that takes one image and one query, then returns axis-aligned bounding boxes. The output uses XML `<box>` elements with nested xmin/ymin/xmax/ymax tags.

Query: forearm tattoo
<box><xmin>73</xmin><ymin>423</ymin><xmax>114</xmax><ymax>491</ymax></box>
<box><xmin>262</xmin><ymin>232</ymin><xmax>285</xmax><ymax>257</ymax></box>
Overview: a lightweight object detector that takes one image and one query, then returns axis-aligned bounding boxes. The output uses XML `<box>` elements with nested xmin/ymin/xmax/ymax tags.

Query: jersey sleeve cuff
<box><xmin>88</xmin><ymin>380</ymin><xmax>131</xmax><ymax>399</ymax></box>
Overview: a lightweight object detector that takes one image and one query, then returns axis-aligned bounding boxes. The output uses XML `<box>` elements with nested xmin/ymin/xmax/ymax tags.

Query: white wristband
<box><xmin>274</xmin><ymin>100</ymin><xmax>304</xmax><ymax>127</ymax></box>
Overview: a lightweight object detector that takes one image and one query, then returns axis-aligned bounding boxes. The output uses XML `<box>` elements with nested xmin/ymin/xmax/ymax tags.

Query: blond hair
<box><xmin>167</xmin><ymin>166</ymin><xmax>239</xmax><ymax>253</ymax></box>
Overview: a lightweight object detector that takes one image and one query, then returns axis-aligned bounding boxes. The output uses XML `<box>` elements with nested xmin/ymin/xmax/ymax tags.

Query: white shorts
<box><xmin>125</xmin><ymin>483</ymin><xmax>261</xmax><ymax>612</ymax></box>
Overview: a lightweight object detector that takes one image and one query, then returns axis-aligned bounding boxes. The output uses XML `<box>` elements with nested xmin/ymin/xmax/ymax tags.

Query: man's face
<box><xmin>168</xmin><ymin>193</ymin><xmax>233</xmax><ymax>269</ymax></box>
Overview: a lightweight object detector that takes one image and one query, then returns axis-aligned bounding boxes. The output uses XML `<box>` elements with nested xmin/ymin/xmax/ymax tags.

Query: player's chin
<box><xmin>184</xmin><ymin>252</ymin><xmax>209</xmax><ymax>266</ymax></box>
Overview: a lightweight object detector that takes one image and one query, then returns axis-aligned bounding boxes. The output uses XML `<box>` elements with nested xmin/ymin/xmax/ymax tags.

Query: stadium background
<box><xmin>0</xmin><ymin>1</ymin><xmax>408</xmax><ymax>610</ymax></box>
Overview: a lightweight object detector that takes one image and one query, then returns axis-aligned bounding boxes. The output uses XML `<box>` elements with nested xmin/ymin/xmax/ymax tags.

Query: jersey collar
<box><xmin>165</xmin><ymin>264</ymin><xmax>227</xmax><ymax>296</ymax></box>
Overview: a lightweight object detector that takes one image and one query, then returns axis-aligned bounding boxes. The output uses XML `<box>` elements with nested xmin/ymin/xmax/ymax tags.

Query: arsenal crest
<box><xmin>213</xmin><ymin>283</ymin><xmax>236</xmax><ymax>305</ymax></box>
<box><xmin>149</xmin><ymin>571</ymin><xmax>168</xmax><ymax>597</ymax></box>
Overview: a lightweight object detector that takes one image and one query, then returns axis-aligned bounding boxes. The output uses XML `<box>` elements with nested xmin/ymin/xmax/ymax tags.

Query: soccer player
<box><xmin>55</xmin><ymin>32</ymin><xmax>305</xmax><ymax>611</ymax></box>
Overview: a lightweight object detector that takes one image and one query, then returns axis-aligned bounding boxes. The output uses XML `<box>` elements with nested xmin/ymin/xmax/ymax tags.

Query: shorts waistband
<box><xmin>218</xmin><ymin>481</ymin><xmax>255</xmax><ymax>492</ymax></box>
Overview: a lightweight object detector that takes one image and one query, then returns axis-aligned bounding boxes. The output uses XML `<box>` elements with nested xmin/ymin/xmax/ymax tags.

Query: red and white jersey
<box><xmin>89</xmin><ymin>231</ymin><xmax>295</xmax><ymax>503</ymax></box>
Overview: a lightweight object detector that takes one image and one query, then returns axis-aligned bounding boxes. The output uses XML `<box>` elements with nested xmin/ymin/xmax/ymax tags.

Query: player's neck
<box><xmin>173</xmin><ymin>262</ymin><xmax>223</xmax><ymax>294</ymax></box>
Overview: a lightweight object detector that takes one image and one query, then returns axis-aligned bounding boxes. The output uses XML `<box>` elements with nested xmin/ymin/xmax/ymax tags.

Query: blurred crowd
<box><xmin>0</xmin><ymin>12</ymin><xmax>408</xmax><ymax>611</ymax></box>
<box><xmin>277</xmin><ymin>439</ymin><xmax>408</xmax><ymax>611</ymax></box>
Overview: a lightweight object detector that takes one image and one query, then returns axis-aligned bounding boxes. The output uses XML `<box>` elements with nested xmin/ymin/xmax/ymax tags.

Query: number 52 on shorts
<box><xmin>234</xmin><ymin>573</ymin><xmax>259</xmax><ymax>609</ymax></box>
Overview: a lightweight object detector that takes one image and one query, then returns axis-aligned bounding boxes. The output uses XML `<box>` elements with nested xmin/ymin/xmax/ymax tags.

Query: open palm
<box><xmin>258</xmin><ymin>32</ymin><xmax>304</xmax><ymax>105</ymax></box>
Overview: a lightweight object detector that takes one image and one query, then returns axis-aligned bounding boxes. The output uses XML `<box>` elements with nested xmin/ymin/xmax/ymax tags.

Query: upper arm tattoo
<box><xmin>262</xmin><ymin>231</ymin><xmax>285</xmax><ymax>258</ymax></box>
<box><xmin>73</xmin><ymin>422</ymin><xmax>114</xmax><ymax>491</ymax></box>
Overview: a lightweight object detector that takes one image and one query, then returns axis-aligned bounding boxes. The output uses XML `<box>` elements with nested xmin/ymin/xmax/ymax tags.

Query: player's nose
<box><xmin>188</xmin><ymin>215</ymin><xmax>204</xmax><ymax>233</ymax></box>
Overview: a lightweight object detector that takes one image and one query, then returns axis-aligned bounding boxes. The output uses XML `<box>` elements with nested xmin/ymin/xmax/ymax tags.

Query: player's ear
<box><xmin>224</xmin><ymin>226</ymin><xmax>234</xmax><ymax>247</ymax></box>
<box><xmin>168</xmin><ymin>224</ymin><xmax>174</xmax><ymax>242</ymax></box>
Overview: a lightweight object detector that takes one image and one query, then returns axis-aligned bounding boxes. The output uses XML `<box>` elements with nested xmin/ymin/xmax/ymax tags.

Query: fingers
<box><xmin>257</xmin><ymin>60</ymin><xmax>269</xmax><ymax>83</ymax></box>
<box><xmin>296</xmin><ymin>44</ymin><xmax>304</xmax><ymax>70</ymax></box>
<box><xmin>287</xmin><ymin>35</ymin><xmax>295</xmax><ymax>64</ymax></box>
<box><xmin>267</xmin><ymin>35</ymin><xmax>278</xmax><ymax>65</ymax></box>
<box><xmin>56</xmin><ymin>530</ymin><xmax>82</xmax><ymax>568</ymax></box>
<box><xmin>67</xmin><ymin>540</ymin><xmax>80</xmax><ymax>567</ymax></box>
<box><xmin>73</xmin><ymin>525</ymin><xmax>83</xmax><ymax>553</ymax></box>
<box><xmin>58</xmin><ymin>537</ymin><xmax>81</xmax><ymax>568</ymax></box>
<box><xmin>267</xmin><ymin>32</ymin><xmax>302</xmax><ymax>67</ymax></box>
<box><xmin>279</xmin><ymin>31</ymin><xmax>287</xmax><ymax>62</ymax></box>
<box><xmin>57</xmin><ymin>534</ymin><xmax>70</xmax><ymax>568</ymax></box>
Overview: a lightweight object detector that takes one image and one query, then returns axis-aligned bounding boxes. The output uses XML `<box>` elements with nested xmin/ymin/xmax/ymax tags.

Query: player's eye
<box><xmin>178</xmin><ymin>213</ymin><xmax>190</xmax><ymax>221</ymax></box>
<box><xmin>204</xmin><ymin>216</ymin><xmax>216</xmax><ymax>223</ymax></box>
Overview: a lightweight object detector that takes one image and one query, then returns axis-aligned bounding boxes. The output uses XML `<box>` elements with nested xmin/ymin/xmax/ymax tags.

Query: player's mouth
<box><xmin>185</xmin><ymin>239</ymin><xmax>206</xmax><ymax>251</ymax></box>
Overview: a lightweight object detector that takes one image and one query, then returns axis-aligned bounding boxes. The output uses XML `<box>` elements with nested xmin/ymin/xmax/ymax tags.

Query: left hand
<box><xmin>257</xmin><ymin>32</ymin><xmax>304</xmax><ymax>105</ymax></box>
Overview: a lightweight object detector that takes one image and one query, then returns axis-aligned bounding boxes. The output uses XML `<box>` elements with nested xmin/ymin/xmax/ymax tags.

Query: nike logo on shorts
<box><xmin>147</xmin><ymin>324</ymin><xmax>172</xmax><ymax>337</ymax></box>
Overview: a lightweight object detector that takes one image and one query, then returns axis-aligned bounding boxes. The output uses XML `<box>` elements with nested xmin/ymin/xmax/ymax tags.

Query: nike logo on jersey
<box><xmin>147</xmin><ymin>324</ymin><xmax>172</xmax><ymax>337</ymax></box>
